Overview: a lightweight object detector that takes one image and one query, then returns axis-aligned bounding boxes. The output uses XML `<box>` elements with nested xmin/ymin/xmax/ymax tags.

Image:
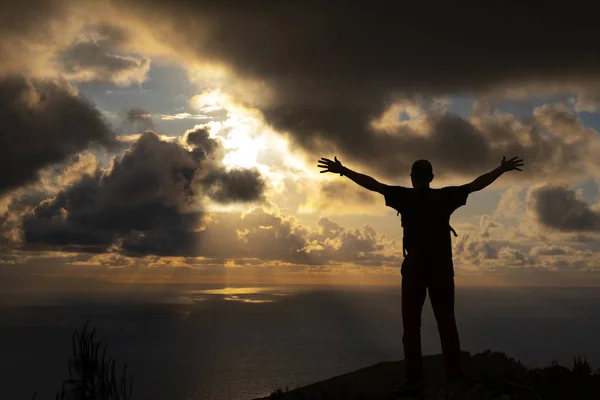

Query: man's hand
<box><xmin>500</xmin><ymin>156</ymin><xmax>524</xmax><ymax>172</ymax></box>
<box><xmin>318</xmin><ymin>156</ymin><xmax>344</xmax><ymax>175</ymax></box>
<box><xmin>318</xmin><ymin>157</ymin><xmax>385</xmax><ymax>193</ymax></box>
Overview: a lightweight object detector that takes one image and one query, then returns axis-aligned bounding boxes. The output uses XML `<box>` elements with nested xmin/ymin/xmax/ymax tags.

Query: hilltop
<box><xmin>256</xmin><ymin>350</ymin><xmax>600</xmax><ymax>400</ymax></box>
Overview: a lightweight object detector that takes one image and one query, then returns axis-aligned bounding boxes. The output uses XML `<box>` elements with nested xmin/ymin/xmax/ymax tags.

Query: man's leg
<box><xmin>401</xmin><ymin>274</ymin><xmax>428</xmax><ymax>381</ymax></box>
<box><xmin>428</xmin><ymin>274</ymin><xmax>464</xmax><ymax>382</ymax></box>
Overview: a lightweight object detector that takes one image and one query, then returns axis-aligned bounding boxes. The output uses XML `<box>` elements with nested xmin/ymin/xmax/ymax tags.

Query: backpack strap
<box><xmin>398</xmin><ymin>211</ymin><xmax>409</xmax><ymax>257</ymax></box>
<box><xmin>449</xmin><ymin>225</ymin><xmax>458</xmax><ymax>237</ymax></box>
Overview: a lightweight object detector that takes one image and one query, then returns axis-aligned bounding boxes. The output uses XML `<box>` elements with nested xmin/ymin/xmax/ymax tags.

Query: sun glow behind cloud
<box><xmin>187</xmin><ymin>87</ymin><xmax>314</xmax><ymax>214</ymax></box>
<box><xmin>190</xmin><ymin>89</ymin><xmax>230</xmax><ymax>110</ymax></box>
<box><xmin>220</xmin><ymin>119</ymin><xmax>266</xmax><ymax>170</ymax></box>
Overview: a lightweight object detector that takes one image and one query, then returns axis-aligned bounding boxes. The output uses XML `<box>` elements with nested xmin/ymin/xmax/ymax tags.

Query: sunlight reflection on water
<box><xmin>190</xmin><ymin>287</ymin><xmax>288</xmax><ymax>295</ymax></box>
<box><xmin>224</xmin><ymin>295</ymin><xmax>275</xmax><ymax>303</ymax></box>
<box><xmin>183</xmin><ymin>286</ymin><xmax>295</xmax><ymax>304</ymax></box>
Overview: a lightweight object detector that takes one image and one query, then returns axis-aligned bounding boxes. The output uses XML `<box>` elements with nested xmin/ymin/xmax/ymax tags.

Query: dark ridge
<box><xmin>256</xmin><ymin>350</ymin><xmax>600</xmax><ymax>400</ymax></box>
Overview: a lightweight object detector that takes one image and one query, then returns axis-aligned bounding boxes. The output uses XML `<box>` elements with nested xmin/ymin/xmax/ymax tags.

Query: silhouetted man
<box><xmin>317</xmin><ymin>155</ymin><xmax>524</xmax><ymax>392</ymax></box>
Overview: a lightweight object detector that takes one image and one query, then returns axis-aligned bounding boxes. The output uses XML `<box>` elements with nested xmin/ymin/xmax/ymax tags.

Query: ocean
<box><xmin>1</xmin><ymin>284</ymin><xmax>599</xmax><ymax>400</ymax></box>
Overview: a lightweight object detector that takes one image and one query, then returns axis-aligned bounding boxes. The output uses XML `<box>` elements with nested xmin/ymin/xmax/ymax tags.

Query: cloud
<box><xmin>0</xmin><ymin>3</ymin><xmax>152</xmax><ymax>84</ymax></box>
<box><xmin>7</xmin><ymin>2</ymin><xmax>600</xmax><ymax>93</ymax></box>
<box><xmin>494</xmin><ymin>186</ymin><xmax>525</xmax><ymax>220</ymax></box>
<box><xmin>304</xmin><ymin>217</ymin><xmax>402</xmax><ymax>267</ymax></box>
<box><xmin>497</xmin><ymin>247</ymin><xmax>530</xmax><ymax>266</ymax></box>
<box><xmin>529</xmin><ymin>244</ymin><xmax>592</xmax><ymax>257</ymax></box>
<box><xmin>572</xmin><ymin>92</ymin><xmax>600</xmax><ymax>113</ymax></box>
<box><xmin>448</xmin><ymin>190</ymin><xmax>600</xmax><ymax>275</ymax></box>
<box><xmin>202</xmin><ymin>169</ymin><xmax>265</xmax><ymax>203</ymax></box>
<box><xmin>0</xmin><ymin>0</ymin><xmax>70</xmax><ymax>77</ymax></box>
<box><xmin>528</xmin><ymin>184</ymin><xmax>600</xmax><ymax>232</ymax></box>
<box><xmin>58</xmin><ymin>26</ymin><xmax>150</xmax><ymax>86</ymax></box>
<box><xmin>0</xmin><ymin>75</ymin><xmax>115</xmax><ymax>194</ymax></box>
<box><xmin>526</xmin><ymin>244</ymin><xmax>599</xmax><ymax>271</ymax></box>
<box><xmin>532</xmin><ymin>103</ymin><xmax>596</xmax><ymax>145</ymax></box>
<box><xmin>118</xmin><ymin>205</ymin><xmax>402</xmax><ymax>267</ymax></box>
<box><xmin>20</xmin><ymin>131</ymin><xmax>266</xmax><ymax>256</ymax></box>
<box><xmin>138</xmin><ymin>2</ymin><xmax>600</xmax><ymax>94</ymax></box>
<box><xmin>22</xmin><ymin>131</ymin><xmax>203</xmax><ymax>253</ymax></box>
<box><xmin>479</xmin><ymin>215</ymin><xmax>498</xmax><ymax>238</ymax></box>
<box><xmin>185</xmin><ymin>127</ymin><xmax>219</xmax><ymax>158</ymax></box>
<box><xmin>453</xmin><ymin>233</ymin><xmax>499</xmax><ymax>265</ymax></box>
<box><xmin>235</xmin><ymin>207</ymin><xmax>312</xmax><ymax>264</ymax></box>
<box><xmin>0</xmin><ymin>162</ymin><xmax>87</xmax><ymax>250</ymax></box>
<box><xmin>451</xmin><ymin>229</ymin><xmax>600</xmax><ymax>273</ymax></box>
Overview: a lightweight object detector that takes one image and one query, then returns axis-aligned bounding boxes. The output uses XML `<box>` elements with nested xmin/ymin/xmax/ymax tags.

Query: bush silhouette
<box><xmin>44</xmin><ymin>321</ymin><xmax>133</xmax><ymax>400</ymax></box>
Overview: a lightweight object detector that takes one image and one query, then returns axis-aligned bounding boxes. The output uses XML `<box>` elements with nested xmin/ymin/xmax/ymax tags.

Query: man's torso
<box><xmin>384</xmin><ymin>185</ymin><xmax>469</xmax><ymax>278</ymax></box>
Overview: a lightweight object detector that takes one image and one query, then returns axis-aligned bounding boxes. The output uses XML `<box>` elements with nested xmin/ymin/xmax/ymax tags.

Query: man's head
<box><xmin>410</xmin><ymin>159</ymin><xmax>434</xmax><ymax>188</ymax></box>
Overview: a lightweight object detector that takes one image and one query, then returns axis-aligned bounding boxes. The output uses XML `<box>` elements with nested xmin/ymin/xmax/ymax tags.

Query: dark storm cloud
<box><xmin>21</xmin><ymin>131</ymin><xmax>266</xmax><ymax>256</ymax></box>
<box><xmin>127</xmin><ymin>2</ymin><xmax>597</xmax><ymax>92</ymax></box>
<box><xmin>186</xmin><ymin>127</ymin><xmax>218</xmax><ymax>156</ymax></box>
<box><xmin>23</xmin><ymin>132</ymin><xmax>202</xmax><ymax>253</ymax></box>
<box><xmin>202</xmin><ymin>169</ymin><xmax>265</xmax><ymax>203</ymax></box>
<box><xmin>184</xmin><ymin>127</ymin><xmax>266</xmax><ymax>204</ymax></box>
<box><xmin>117</xmin><ymin>1</ymin><xmax>600</xmax><ymax>179</ymax></box>
<box><xmin>7</xmin><ymin>2</ymin><xmax>600</xmax><ymax>92</ymax></box>
<box><xmin>0</xmin><ymin>75</ymin><xmax>114</xmax><ymax>194</ymax></box>
<box><xmin>529</xmin><ymin>185</ymin><xmax>600</xmax><ymax>232</ymax></box>
<box><xmin>0</xmin><ymin>0</ymin><xmax>62</xmax><ymax>34</ymax></box>
<box><xmin>0</xmin><ymin>0</ymin><xmax>67</xmax><ymax>73</ymax></box>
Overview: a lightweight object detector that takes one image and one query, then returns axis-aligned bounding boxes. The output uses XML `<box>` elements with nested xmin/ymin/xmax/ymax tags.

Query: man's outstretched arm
<box><xmin>317</xmin><ymin>157</ymin><xmax>385</xmax><ymax>194</ymax></box>
<box><xmin>467</xmin><ymin>156</ymin><xmax>524</xmax><ymax>193</ymax></box>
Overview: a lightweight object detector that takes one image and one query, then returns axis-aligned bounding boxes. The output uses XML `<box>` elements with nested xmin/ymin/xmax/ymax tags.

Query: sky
<box><xmin>3</xmin><ymin>1</ymin><xmax>600</xmax><ymax>287</ymax></box>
